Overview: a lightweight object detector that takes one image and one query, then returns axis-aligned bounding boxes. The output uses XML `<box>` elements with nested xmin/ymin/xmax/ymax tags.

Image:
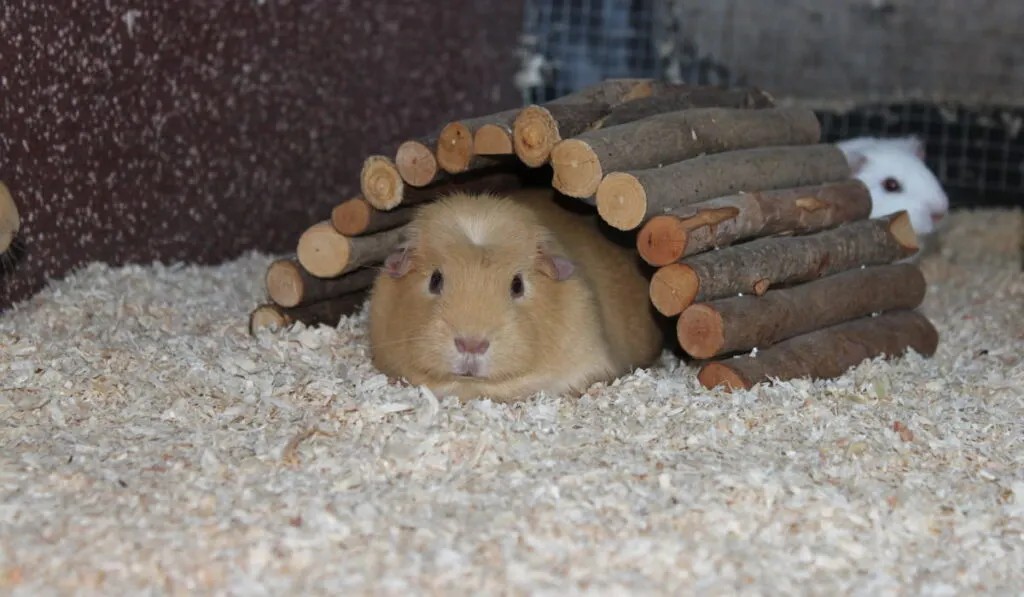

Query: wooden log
<box><xmin>397</xmin><ymin>81</ymin><xmax>648</xmax><ymax>182</ymax></box>
<box><xmin>265</xmin><ymin>258</ymin><xmax>379</xmax><ymax>308</ymax></box>
<box><xmin>331</xmin><ymin>197</ymin><xmax>415</xmax><ymax>237</ymax></box>
<box><xmin>0</xmin><ymin>181</ymin><xmax>21</xmax><ymax>255</ymax></box>
<box><xmin>548</xmin><ymin>77</ymin><xmax>659</xmax><ymax>107</ymax></box>
<box><xmin>474</xmin><ymin>121</ymin><xmax>516</xmax><ymax>156</ymax></box>
<box><xmin>511</xmin><ymin>78</ymin><xmax>663</xmax><ymax>168</ymax></box>
<box><xmin>593</xmin><ymin>85</ymin><xmax>775</xmax><ymax>129</ymax></box>
<box><xmin>648</xmin><ymin>212</ymin><xmax>919</xmax><ymax>317</ymax></box>
<box><xmin>550</xmin><ymin>106</ymin><xmax>822</xmax><ymax>199</ymax></box>
<box><xmin>595</xmin><ymin>144</ymin><xmax>852</xmax><ymax>231</ymax></box>
<box><xmin>676</xmin><ymin>263</ymin><xmax>928</xmax><ymax>359</ymax></box>
<box><xmin>636</xmin><ymin>179</ymin><xmax>873</xmax><ymax>267</ymax></box>
<box><xmin>248</xmin><ymin>292</ymin><xmax>369</xmax><ymax>335</ymax></box>
<box><xmin>360</xmin><ymin>162</ymin><xmax>524</xmax><ymax>211</ymax></box>
<box><xmin>513</xmin><ymin>82</ymin><xmax>777</xmax><ymax>169</ymax></box>
<box><xmin>696</xmin><ymin>309</ymin><xmax>940</xmax><ymax>392</ymax></box>
<box><xmin>395</xmin><ymin>135</ymin><xmax>443</xmax><ymax>188</ymax></box>
<box><xmin>360</xmin><ymin>155</ymin><xmax>406</xmax><ymax>210</ymax></box>
<box><xmin>297</xmin><ymin>223</ymin><xmax>407</xmax><ymax>279</ymax></box>
<box><xmin>437</xmin><ymin>108</ymin><xmax>521</xmax><ymax>172</ymax></box>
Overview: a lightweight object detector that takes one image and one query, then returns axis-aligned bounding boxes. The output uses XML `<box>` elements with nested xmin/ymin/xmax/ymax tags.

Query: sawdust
<box><xmin>1</xmin><ymin>209</ymin><xmax>1022</xmax><ymax>596</ymax></box>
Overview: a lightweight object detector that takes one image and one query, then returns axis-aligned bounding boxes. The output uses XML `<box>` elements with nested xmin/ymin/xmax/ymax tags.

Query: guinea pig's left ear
<box><xmin>383</xmin><ymin>241</ymin><xmax>413</xmax><ymax>278</ymax></box>
<box><xmin>535</xmin><ymin>241</ymin><xmax>575</xmax><ymax>281</ymax></box>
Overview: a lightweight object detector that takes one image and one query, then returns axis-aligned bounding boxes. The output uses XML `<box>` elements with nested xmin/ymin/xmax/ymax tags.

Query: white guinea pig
<box><xmin>835</xmin><ymin>135</ymin><xmax>950</xmax><ymax>239</ymax></box>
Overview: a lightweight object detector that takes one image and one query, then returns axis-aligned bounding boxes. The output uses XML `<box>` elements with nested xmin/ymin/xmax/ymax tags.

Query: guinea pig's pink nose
<box><xmin>454</xmin><ymin>336</ymin><xmax>490</xmax><ymax>355</ymax></box>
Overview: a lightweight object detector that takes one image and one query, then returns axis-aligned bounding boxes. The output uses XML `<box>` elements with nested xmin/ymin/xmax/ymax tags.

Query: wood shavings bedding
<box><xmin>1</xmin><ymin>209</ymin><xmax>1022</xmax><ymax>596</ymax></box>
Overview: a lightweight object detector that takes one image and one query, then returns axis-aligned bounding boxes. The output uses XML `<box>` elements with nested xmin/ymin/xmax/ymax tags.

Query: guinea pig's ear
<box><xmin>893</xmin><ymin>136</ymin><xmax>926</xmax><ymax>160</ymax></box>
<box><xmin>383</xmin><ymin>241</ymin><xmax>414</xmax><ymax>278</ymax></box>
<box><xmin>847</xmin><ymin>151</ymin><xmax>868</xmax><ymax>174</ymax></box>
<box><xmin>535</xmin><ymin>241</ymin><xmax>575</xmax><ymax>281</ymax></box>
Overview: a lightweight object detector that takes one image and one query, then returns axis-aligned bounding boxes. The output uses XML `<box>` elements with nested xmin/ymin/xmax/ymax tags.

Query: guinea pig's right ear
<box><xmin>891</xmin><ymin>136</ymin><xmax>926</xmax><ymax>160</ymax></box>
<box><xmin>847</xmin><ymin>151</ymin><xmax>868</xmax><ymax>174</ymax></box>
<box><xmin>383</xmin><ymin>241</ymin><xmax>414</xmax><ymax>278</ymax></box>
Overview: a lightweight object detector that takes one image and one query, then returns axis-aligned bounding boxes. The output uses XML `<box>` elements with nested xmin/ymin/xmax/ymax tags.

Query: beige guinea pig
<box><xmin>367</xmin><ymin>186</ymin><xmax>664</xmax><ymax>403</ymax></box>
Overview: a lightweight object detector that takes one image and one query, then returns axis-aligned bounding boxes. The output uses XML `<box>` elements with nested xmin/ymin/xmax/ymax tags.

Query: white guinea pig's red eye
<box><xmin>510</xmin><ymin>274</ymin><xmax>525</xmax><ymax>298</ymax></box>
<box><xmin>882</xmin><ymin>177</ymin><xmax>903</xmax><ymax>192</ymax></box>
<box><xmin>428</xmin><ymin>270</ymin><xmax>444</xmax><ymax>295</ymax></box>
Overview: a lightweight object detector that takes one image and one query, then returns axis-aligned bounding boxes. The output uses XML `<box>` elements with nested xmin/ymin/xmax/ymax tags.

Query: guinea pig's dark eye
<box><xmin>882</xmin><ymin>177</ymin><xmax>903</xmax><ymax>193</ymax></box>
<box><xmin>510</xmin><ymin>273</ymin><xmax>525</xmax><ymax>298</ymax></box>
<box><xmin>428</xmin><ymin>269</ymin><xmax>444</xmax><ymax>295</ymax></box>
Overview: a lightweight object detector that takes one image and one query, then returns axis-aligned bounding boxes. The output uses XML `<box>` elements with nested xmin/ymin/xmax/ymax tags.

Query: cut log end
<box><xmin>675</xmin><ymin>263</ymin><xmax>930</xmax><ymax>360</ymax></box>
<box><xmin>596</xmin><ymin>172</ymin><xmax>648</xmax><ymax>231</ymax></box>
<box><xmin>474</xmin><ymin>123</ymin><xmax>514</xmax><ymax>155</ymax></box>
<box><xmin>249</xmin><ymin>304</ymin><xmax>290</xmax><ymax>335</ymax></box>
<box><xmin>697</xmin><ymin>362</ymin><xmax>753</xmax><ymax>392</ymax></box>
<box><xmin>889</xmin><ymin>210</ymin><xmax>920</xmax><ymax>252</ymax></box>
<box><xmin>360</xmin><ymin>156</ymin><xmax>404</xmax><ymax>211</ymax></box>
<box><xmin>0</xmin><ymin>180</ymin><xmax>21</xmax><ymax>254</ymax></box>
<box><xmin>248</xmin><ymin>293</ymin><xmax>369</xmax><ymax>335</ymax></box>
<box><xmin>331</xmin><ymin>198</ymin><xmax>373</xmax><ymax>237</ymax></box>
<box><xmin>395</xmin><ymin>141</ymin><xmax>438</xmax><ymax>188</ymax></box>
<box><xmin>265</xmin><ymin>259</ymin><xmax>305</xmax><ymax>308</ymax></box>
<box><xmin>649</xmin><ymin>263</ymin><xmax>699</xmax><ymax>317</ymax></box>
<box><xmin>513</xmin><ymin>105</ymin><xmax>560</xmax><ymax>167</ymax></box>
<box><xmin>676</xmin><ymin>304</ymin><xmax>726</xmax><ymax>360</ymax></box>
<box><xmin>636</xmin><ymin>215</ymin><xmax>689</xmax><ymax>266</ymax></box>
<box><xmin>436</xmin><ymin>122</ymin><xmax>474</xmax><ymax>174</ymax></box>
<box><xmin>550</xmin><ymin>139</ymin><xmax>603</xmax><ymax>199</ymax></box>
<box><xmin>696</xmin><ymin>309</ymin><xmax>939</xmax><ymax>392</ymax></box>
<box><xmin>297</xmin><ymin>222</ymin><xmax>352</xmax><ymax>278</ymax></box>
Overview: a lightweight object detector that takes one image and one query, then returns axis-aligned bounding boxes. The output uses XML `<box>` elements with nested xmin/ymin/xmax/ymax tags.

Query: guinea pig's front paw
<box><xmin>413</xmin><ymin>380</ymin><xmax>475</xmax><ymax>403</ymax></box>
<box><xmin>426</xmin><ymin>378</ymin><xmax>537</xmax><ymax>404</ymax></box>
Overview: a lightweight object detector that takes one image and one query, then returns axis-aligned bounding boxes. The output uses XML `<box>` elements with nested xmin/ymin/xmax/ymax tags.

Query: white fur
<box><xmin>835</xmin><ymin>135</ymin><xmax>950</xmax><ymax>237</ymax></box>
<box><xmin>454</xmin><ymin>211</ymin><xmax>491</xmax><ymax>246</ymax></box>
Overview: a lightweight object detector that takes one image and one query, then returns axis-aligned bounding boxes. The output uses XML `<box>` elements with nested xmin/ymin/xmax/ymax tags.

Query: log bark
<box><xmin>696</xmin><ymin>309</ymin><xmax>940</xmax><ymax>392</ymax></box>
<box><xmin>636</xmin><ymin>179</ymin><xmax>873</xmax><ymax>266</ymax></box>
<box><xmin>248</xmin><ymin>292</ymin><xmax>369</xmax><ymax>335</ymax></box>
<box><xmin>593</xmin><ymin>85</ymin><xmax>775</xmax><ymax>129</ymax></box>
<box><xmin>550</xmin><ymin>106</ymin><xmax>821</xmax><ymax>199</ymax></box>
<box><xmin>395</xmin><ymin>135</ymin><xmax>442</xmax><ymax>188</ymax></box>
<box><xmin>331</xmin><ymin>197</ymin><xmax>415</xmax><ymax>237</ymax></box>
<box><xmin>547</xmin><ymin>77</ymin><xmax>660</xmax><ymax>107</ymax></box>
<box><xmin>265</xmin><ymin>258</ymin><xmax>380</xmax><ymax>308</ymax></box>
<box><xmin>595</xmin><ymin>144</ymin><xmax>852</xmax><ymax>231</ymax></box>
<box><xmin>437</xmin><ymin>108</ymin><xmax>521</xmax><ymax>171</ymax></box>
<box><xmin>297</xmin><ymin>222</ymin><xmax>407</xmax><ymax>279</ymax></box>
<box><xmin>513</xmin><ymin>102</ymin><xmax>607</xmax><ymax>168</ymax></box>
<box><xmin>676</xmin><ymin>263</ymin><xmax>928</xmax><ymax>359</ymax></box>
<box><xmin>361</xmin><ymin>162</ymin><xmax>525</xmax><ymax>211</ymax></box>
<box><xmin>512</xmin><ymin>82</ymin><xmax>776</xmax><ymax>169</ymax></box>
<box><xmin>398</xmin><ymin>79</ymin><xmax>656</xmax><ymax>181</ymax></box>
<box><xmin>648</xmin><ymin>212</ymin><xmax>919</xmax><ymax>317</ymax></box>
<box><xmin>510</xmin><ymin>78</ymin><xmax>663</xmax><ymax>168</ymax></box>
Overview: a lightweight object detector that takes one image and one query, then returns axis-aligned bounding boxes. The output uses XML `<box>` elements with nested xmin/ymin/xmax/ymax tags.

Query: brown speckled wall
<box><xmin>0</xmin><ymin>0</ymin><xmax>524</xmax><ymax>311</ymax></box>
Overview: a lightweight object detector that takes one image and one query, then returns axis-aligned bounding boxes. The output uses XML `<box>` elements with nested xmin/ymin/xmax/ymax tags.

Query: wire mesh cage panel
<box><xmin>516</xmin><ymin>0</ymin><xmax>659</xmax><ymax>105</ymax></box>
<box><xmin>516</xmin><ymin>0</ymin><xmax>1024</xmax><ymax>209</ymax></box>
